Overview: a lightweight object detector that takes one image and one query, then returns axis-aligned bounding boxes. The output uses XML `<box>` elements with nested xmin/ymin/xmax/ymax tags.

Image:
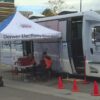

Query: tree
<box><xmin>42</xmin><ymin>8</ymin><xmax>55</xmax><ymax>16</ymax></box>
<box><xmin>48</xmin><ymin>0</ymin><xmax>74</xmax><ymax>14</ymax></box>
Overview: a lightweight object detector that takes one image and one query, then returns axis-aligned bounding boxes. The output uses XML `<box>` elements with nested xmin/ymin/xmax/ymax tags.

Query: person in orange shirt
<box><xmin>35</xmin><ymin>52</ymin><xmax>52</xmax><ymax>80</ymax></box>
<box><xmin>42</xmin><ymin>52</ymin><xmax>52</xmax><ymax>80</ymax></box>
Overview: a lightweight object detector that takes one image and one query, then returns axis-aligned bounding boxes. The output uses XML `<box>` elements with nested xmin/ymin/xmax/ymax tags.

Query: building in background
<box><xmin>0</xmin><ymin>0</ymin><xmax>16</xmax><ymax>22</ymax></box>
<box><xmin>19</xmin><ymin>11</ymin><xmax>33</xmax><ymax>18</ymax></box>
<box><xmin>29</xmin><ymin>13</ymin><xmax>44</xmax><ymax>19</ymax></box>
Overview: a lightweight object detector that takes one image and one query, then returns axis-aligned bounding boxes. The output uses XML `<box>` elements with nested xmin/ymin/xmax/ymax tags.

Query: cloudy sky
<box><xmin>15</xmin><ymin>0</ymin><xmax>100</xmax><ymax>14</ymax></box>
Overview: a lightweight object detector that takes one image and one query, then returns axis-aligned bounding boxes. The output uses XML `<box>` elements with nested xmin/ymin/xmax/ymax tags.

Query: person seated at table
<box><xmin>36</xmin><ymin>52</ymin><xmax>52</xmax><ymax>80</ymax></box>
<box><xmin>15</xmin><ymin>54</ymin><xmax>36</xmax><ymax>67</ymax></box>
<box><xmin>27</xmin><ymin>53</ymin><xmax>36</xmax><ymax>66</ymax></box>
<box><xmin>24</xmin><ymin>54</ymin><xmax>37</xmax><ymax>76</ymax></box>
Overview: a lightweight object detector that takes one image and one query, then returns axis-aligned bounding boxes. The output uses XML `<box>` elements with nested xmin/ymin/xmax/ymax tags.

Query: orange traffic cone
<box><xmin>58</xmin><ymin>76</ymin><xmax>64</xmax><ymax>89</ymax></box>
<box><xmin>72</xmin><ymin>80</ymin><xmax>79</xmax><ymax>92</ymax></box>
<box><xmin>91</xmin><ymin>81</ymin><xmax>100</xmax><ymax>96</ymax></box>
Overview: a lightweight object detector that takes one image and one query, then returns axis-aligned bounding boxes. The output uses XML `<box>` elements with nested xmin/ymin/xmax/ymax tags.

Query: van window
<box><xmin>92</xmin><ymin>26</ymin><xmax>100</xmax><ymax>42</ymax></box>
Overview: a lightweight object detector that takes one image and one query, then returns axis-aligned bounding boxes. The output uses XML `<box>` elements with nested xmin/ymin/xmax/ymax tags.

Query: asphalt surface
<box><xmin>0</xmin><ymin>86</ymin><xmax>72</xmax><ymax>100</ymax></box>
<box><xmin>1</xmin><ymin>68</ymin><xmax>100</xmax><ymax>94</ymax></box>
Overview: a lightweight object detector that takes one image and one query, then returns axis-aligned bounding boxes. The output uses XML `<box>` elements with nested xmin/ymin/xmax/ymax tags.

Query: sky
<box><xmin>15</xmin><ymin>0</ymin><xmax>100</xmax><ymax>14</ymax></box>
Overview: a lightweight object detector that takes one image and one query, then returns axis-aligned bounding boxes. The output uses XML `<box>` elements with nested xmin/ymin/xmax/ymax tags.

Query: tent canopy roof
<box><xmin>0</xmin><ymin>12</ymin><xmax>61</xmax><ymax>41</ymax></box>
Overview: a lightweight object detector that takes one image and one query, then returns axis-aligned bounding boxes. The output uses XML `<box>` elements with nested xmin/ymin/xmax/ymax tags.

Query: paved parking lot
<box><xmin>0</xmin><ymin>86</ymin><xmax>73</xmax><ymax>100</ymax></box>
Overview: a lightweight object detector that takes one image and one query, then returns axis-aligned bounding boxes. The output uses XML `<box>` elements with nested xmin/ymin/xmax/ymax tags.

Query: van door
<box><xmin>67</xmin><ymin>17</ymin><xmax>85</xmax><ymax>74</ymax></box>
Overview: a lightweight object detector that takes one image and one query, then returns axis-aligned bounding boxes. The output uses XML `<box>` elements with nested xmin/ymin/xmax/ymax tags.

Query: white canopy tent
<box><xmin>0</xmin><ymin>12</ymin><xmax>62</xmax><ymax>68</ymax></box>
<box><xmin>0</xmin><ymin>12</ymin><xmax>61</xmax><ymax>41</ymax></box>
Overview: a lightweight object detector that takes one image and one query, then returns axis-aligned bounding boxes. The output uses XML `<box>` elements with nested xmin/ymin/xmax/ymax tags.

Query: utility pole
<box><xmin>80</xmin><ymin>0</ymin><xmax>82</xmax><ymax>12</ymax></box>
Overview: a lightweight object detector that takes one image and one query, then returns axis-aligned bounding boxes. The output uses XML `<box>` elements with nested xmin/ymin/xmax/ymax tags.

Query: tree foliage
<box><xmin>48</xmin><ymin>0</ymin><xmax>74</xmax><ymax>14</ymax></box>
<box><xmin>48</xmin><ymin>0</ymin><xmax>65</xmax><ymax>14</ymax></box>
<box><xmin>42</xmin><ymin>8</ymin><xmax>55</xmax><ymax>16</ymax></box>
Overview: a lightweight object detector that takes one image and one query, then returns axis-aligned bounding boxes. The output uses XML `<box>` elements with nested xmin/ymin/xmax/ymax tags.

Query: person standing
<box><xmin>42</xmin><ymin>52</ymin><xmax>52</xmax><ymax>80</ymax></box>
